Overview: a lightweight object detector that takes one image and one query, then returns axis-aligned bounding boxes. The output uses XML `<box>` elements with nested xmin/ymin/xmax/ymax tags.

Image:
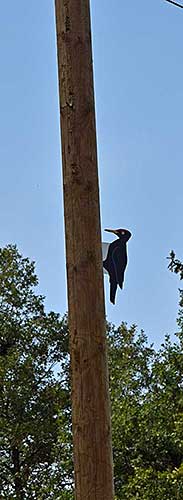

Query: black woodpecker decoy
<box><xmin>103</xmin><ymin>228</ymin><xmax>131</xmax><ymax>305</ymax></box>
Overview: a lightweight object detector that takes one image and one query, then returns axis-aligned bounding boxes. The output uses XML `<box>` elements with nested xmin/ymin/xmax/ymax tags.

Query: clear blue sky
<box><xmin>0</xmin><ymin>1</ymin><xmax>182</xmax><ymax>345</ymax></box>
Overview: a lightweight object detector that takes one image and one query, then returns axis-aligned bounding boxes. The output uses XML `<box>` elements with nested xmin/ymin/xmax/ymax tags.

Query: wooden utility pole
<box><xmin>54</xmin><ymin>1</ymin><xmax>114</xmax><ymax>499</ymax></box>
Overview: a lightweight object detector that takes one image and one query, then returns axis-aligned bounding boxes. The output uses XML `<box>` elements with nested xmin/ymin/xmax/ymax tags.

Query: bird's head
<box><xmin>105</xmin><ymin>228</ymin><xmax>132</xmax><ymax>241</ymax></box>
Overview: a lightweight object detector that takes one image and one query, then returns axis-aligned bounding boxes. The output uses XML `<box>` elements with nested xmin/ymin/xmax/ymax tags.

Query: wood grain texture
<box><xmin>54</xmin><ymin>1</ymin><xmax>114</xmax><ymax>499</ymax></box>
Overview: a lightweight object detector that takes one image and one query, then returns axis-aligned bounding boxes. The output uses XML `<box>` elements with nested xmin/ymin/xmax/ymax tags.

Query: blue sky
<box><xmin>0</xmin><ymin>1</ymin><xmax>182</xmax><ymax>345</ymax></box>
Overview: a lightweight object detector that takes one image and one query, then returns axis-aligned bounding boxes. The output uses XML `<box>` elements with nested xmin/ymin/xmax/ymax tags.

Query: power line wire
<box><xmin>164</xmin><ymin>0</ymin><xmax>183</xmax><ymax>8</ymax></box>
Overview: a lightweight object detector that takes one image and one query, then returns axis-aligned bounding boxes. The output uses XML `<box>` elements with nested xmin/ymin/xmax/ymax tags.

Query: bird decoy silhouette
<box><xmin>103</xmin><ymin>228</ymin><xmax>131</xmax><ymax>304</ymax></box>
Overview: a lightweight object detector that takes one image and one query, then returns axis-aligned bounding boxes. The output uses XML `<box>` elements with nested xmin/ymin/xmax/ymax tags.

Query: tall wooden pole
<box><xmin>54</xmin><ymin>1</ymin><xmax>114</xmax><ymax>499</ymax></box>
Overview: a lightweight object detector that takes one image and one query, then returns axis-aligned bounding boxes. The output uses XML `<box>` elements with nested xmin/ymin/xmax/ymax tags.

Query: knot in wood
<box><xmin>65</xmin><ymin>16</ymin><xmax>70</xmax><ymax>32</ymax></box>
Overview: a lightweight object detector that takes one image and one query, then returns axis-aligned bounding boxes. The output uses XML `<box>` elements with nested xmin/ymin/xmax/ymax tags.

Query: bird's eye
<box><xmin>122</xmin><ymin>231</ymin><xmax>125</xmax><ymax>235</ymax></box>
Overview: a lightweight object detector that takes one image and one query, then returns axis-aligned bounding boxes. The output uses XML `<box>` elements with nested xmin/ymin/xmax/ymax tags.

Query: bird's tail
<box><xmin>110</xmin><ymin>280</ymin><xmax>117</xmax><ymax>305</ymax></box>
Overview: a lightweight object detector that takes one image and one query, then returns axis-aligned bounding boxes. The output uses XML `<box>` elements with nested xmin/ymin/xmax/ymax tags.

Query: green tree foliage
<box><xmin>109</xmin><ymin>324</ymin><xmax>183</xmax><ymax>499</ymax></box>
<box><xmin>0</xmin><ymin>245</ymin><xmax>183</xmax><ymax>499</ymax></box>
<box><xmin>168</xmin><ymin>251</ymin><xmax>183</xmax><ymax>332</ymax></box>
<box><xmin>168</xmin><ymin>251</ymin><xmax>183</xmax><ymax>280</ymax></box>
<box><xmin>111</xmin><ymin>252</ymin><xmax>183</xmax><ymax>499</ymax></box>
<box><xmin>0</xmin><ymin>245</ymin><xmax>73</xmax><ymax>499</ymax></box>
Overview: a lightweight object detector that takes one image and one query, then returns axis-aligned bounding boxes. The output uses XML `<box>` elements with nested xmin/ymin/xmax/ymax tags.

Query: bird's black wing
<box><xmin>104</xmin><ymin>240</ymin><xmax>126</xmax><ymax>288</ymax></box>
<box><xmin>113</xmin><ymin>244</ymin><xmax>127</xmax><ymax>288</ymax></box>
<box><xmin>103</xmin><ymin>240</ymin><xmax>127</xmax><ymax>304</ymax></box>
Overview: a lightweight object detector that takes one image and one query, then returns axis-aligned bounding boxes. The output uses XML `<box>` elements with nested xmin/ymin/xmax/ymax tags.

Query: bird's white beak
<box><xmin>105</xmin><ymin>229</ymin><xmax>117</xmax><ymax>235</ymax></box>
